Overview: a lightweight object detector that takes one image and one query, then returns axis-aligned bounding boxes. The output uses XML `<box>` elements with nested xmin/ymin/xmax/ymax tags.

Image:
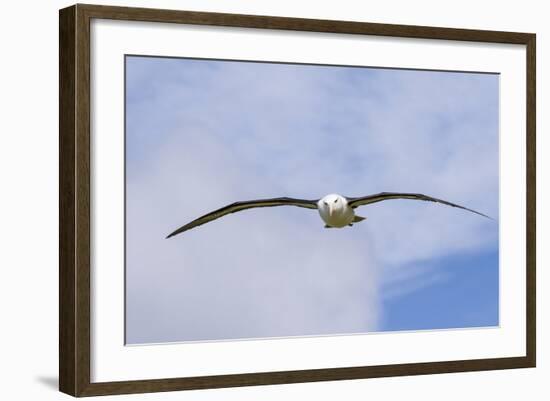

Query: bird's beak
<box><xmin>329</xmin><ymin>204</ymin><xmax>333</xmax><ymax>217</ymax></box>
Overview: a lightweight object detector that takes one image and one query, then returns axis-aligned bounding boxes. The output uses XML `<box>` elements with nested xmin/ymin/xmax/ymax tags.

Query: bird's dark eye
<box><xmin>324</xmin><ymin>201</ymin><xmax>328</xmax><ymax>205</ymax></box>
<box><xmin>334</xmin><ymin>199</ymin><xmax>338</xmax><ymax>203</ymax></box>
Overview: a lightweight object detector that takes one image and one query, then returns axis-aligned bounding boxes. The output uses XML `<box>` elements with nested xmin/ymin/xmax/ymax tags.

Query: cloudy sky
<box><xmin>125</xmin><ymin>55</ymin><xmax>499</xmax><ymax>344</ymax></box>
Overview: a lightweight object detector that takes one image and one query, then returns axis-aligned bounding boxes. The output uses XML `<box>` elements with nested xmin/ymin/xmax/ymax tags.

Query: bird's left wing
<box><xmin>166</xmin><ymin>197</ymin><xmax>318</xmax><ymax>238</ymax></box>
<box><xmin>346</xmin><ymin>192</ymin><xmax>492</xmax><ymax>219</ymax></box>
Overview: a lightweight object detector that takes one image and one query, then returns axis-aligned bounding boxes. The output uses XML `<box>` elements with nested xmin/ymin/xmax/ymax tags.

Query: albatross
<box><xmin>166</xmin><ymin>192</ymin><xmax>491</xmax><ymax>239</ymax></box>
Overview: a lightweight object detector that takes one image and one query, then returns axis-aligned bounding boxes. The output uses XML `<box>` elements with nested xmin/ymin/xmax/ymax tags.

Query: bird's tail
<box><xmin>353</xmin><ymin>215</ymin><xmax>366</xmax><ymax>223</ymax></box>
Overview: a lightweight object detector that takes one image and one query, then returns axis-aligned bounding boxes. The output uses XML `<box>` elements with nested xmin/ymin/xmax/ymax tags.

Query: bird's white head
<box><xmin>318</xmin><ymin>193</ymin><xmax>347</xmax><ymax>217</ymax></box>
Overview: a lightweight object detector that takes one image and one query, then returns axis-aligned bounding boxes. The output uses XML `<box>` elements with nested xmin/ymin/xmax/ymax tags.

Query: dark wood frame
<box><xmin>59</xmin><ymin>3</ymin><xmax>536</xmax><ymax>397</ymax></box>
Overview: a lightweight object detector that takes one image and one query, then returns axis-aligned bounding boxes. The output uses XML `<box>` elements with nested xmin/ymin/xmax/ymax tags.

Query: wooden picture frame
<box><xmin>59</xmin><ymin>3</ymin><xmax>536</xmax><ymax>397</ymax></box>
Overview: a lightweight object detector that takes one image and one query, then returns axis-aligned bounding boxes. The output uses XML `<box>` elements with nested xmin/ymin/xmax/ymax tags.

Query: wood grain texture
<box><xmin>75</xmin><ymin>4</ymin><xmax>92</xmax><ymax>396</ymax></box>
<box><xmin>59</xmin><ymin>4</ymin><xmax>92</xmax><ymax>396</ymax></box>
<box><xmin>78</xmin><ymin>3</ymin><xmax>532</xmax><ymax>43</ymax></box>
<box><xmin>76</xmin><ymin>357</ymin><xmax>533</xmax><ymax>396</ymax></box>
<box><xmin>58</xmin><ymin>3</ymin><xmax>536</xmax><ymax>397</ymax></box>
<box><xmin>525</xmin><ymin>34</ymin><xmax>536</xmax><ymax>367</ymax></box>
<box><xmin>59</xmin><ymin>5</ymin><xmax>76</xmax><ymax>396</ymax></box>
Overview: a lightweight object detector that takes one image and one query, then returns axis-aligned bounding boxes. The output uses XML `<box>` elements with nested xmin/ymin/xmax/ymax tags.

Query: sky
<box><xmin>124</xmin><ymin>55</ymin><xmax>499</xmax><ymax>344</ymax></box>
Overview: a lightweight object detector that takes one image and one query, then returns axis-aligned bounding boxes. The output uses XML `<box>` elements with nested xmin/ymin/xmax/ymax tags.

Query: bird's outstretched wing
<box><xmin>166</xmin><ymin>197</ymin><xmax>318</xmax><ymax>238</ymax></box>
<box><xmin>345</xmin><ymin>192</ymin><xmax>492</xmax><ymax>219</ymax></box>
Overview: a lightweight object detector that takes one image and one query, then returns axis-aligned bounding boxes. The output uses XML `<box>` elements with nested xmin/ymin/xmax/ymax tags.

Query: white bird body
<box><xmin>317</xmin><ymin>194</ymin><xmax>358</xmax><ymax>228</ymax></box>
<box><xmin>166</xmin><ymin>191</ymin><xmax>491</xmax><ymax>238</ymax></box>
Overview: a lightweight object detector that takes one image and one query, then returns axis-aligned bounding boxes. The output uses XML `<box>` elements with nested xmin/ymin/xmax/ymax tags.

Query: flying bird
<box><xmin>166</xmin><ymin>192</ymin><xmax>491</xmax><ymax>239</ymax></box>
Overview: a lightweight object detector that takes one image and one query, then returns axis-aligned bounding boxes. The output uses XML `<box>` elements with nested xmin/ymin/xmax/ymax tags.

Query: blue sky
<box><xmin>125</xmin><ymin>55</ymin><xmax>499</xmax><ymax>344</ymax></box>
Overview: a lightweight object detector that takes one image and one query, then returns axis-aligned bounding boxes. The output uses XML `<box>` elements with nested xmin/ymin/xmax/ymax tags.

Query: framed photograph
<box><xmin>59</xmin><ymin>4</ymin><xmax>536</xmax><ymax>397</ymax></box>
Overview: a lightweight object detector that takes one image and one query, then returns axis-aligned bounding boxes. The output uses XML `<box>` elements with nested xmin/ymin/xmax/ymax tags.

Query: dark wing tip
<box><xmin>165</xmin><ymin>231</ymin><xmax>177</xmax><ymax>239</ymax></box>
<box><xmin>468</xmin><ymin>208</ymin><xmax>494</xmax><ymax>220</ymax></box>
<box><xmin>423</xmin><ymin>194</ymin><xmax>494</xmax><ymax>220</ymax></box>
<box><xmin>467</xmin><ymin>207</ymin><xmax>493</xmax><ymax>220</ymax></box>
<box><xmin>165</xmin><ymin>226</ymin><xmax>189</xmax><ymax>239</ymax></box>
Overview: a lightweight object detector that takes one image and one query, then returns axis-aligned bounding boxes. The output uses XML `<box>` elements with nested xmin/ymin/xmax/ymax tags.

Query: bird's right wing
<box><xmin>166</xmin><ymin>197</ymin><xmax>318</xmax><ymax>238</ymax></box>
